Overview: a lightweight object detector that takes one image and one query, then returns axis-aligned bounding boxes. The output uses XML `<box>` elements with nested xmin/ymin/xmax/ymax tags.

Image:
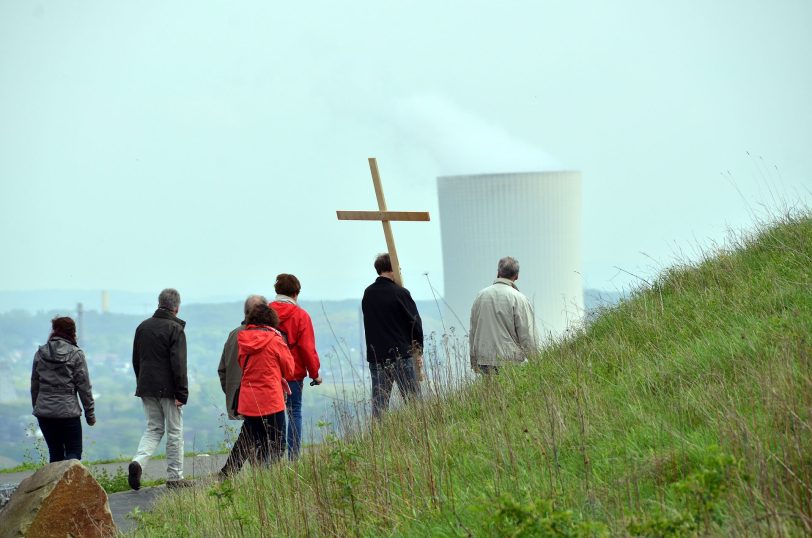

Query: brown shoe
<box><xmin>166</xmin><ymin>479</ymin><xmax>195</xmax><ymax>489</ymax></box>
<box><xmin>128</xmin><ymin>461</ymin><xmax>142</xmax><ymax>490</ymax></box>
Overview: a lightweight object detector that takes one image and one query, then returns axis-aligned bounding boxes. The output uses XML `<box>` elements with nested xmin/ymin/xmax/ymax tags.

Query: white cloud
<box><xmin>393</xmin><ymin>93</ymin><xmax>562</xmax><ymax>176</ymax></box>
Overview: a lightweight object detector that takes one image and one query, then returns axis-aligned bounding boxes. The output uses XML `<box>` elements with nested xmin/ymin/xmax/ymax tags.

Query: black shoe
<box><xmin>128</xmin><ymin>461</ymin><xmax>142</xmax><ymax>491</ymax></box>
<box><xmin>166</xmin><ymin>479</ymin><xmax>194</xmax><ymax>489</ymax></box>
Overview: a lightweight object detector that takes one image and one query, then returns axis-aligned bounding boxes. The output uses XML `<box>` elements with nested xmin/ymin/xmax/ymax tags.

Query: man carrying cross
<box><xmin>362</xmin><ymin>252</ymin><xmax>424</xmax><ymax>418</ymax></box>
<box><xmin>337</xmin><ymin>158</ymin><xmax>430</xmax><ymax>418</ymax></box>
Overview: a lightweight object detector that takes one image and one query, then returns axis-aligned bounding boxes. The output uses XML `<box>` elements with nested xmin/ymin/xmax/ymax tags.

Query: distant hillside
<box><xmin>0</xmin><ymin>290</ymin><xmax>621</xmax><ymax>467</ymax></box>
<box><xmin>134</xmin><ymin>213</ymin><xmax>811</xmax><ymax>536</ymax></box>
<box><xmin>0</xmin><ymin>289</ymin><xmax>240</xmax><ymax>316</ymax></box>
<box><xmin>0</xmin><ymin>289</ymin><xmax>621</xmax><ymax>316</ymax></box>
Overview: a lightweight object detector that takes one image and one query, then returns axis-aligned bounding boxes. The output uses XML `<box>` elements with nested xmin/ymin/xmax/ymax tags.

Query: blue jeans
<box><xmin>286</xmin><ymin>380</ymin><xmax>304</xmax><ymax>460</ymax></box>
<box><xmin>369</xmin><ymin>357</ymin><xmax>421</xmax><ymax>419</ymax></box>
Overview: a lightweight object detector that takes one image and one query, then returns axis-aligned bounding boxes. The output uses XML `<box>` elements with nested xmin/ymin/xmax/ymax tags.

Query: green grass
<box><xmin>128</xmin><ymin>213</ymin><xmax>812</xmax><ymax>536</ymax></box>
<box><xmin>0</xmin><ymin>461</ymin><xmax>43</xmax><ymax>474</ymax></box>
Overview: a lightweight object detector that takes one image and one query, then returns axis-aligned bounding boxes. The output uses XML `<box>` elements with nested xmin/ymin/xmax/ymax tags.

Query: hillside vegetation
<box><xmin>130</xmin><ymin>214</ymin><xmax>811</xmax><ymax>537</ymax></box>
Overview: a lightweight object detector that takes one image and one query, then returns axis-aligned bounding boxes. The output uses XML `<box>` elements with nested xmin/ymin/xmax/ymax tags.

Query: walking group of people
<box><xmin>29</xmin><ymin>253</ymin><xmax>538</xmax><ymax>488</ymax></box>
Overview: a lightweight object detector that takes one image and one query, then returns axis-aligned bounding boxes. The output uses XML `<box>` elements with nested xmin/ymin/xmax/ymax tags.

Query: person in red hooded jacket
<box><xmin>220</xmin><ymin>303</ymin><xmax>294</xmax><ymax>476</ymax></box>
<box><xmin>270</xmin><ymin>273</ymin><xmax>321</xmax><ymax>460</ymax></box>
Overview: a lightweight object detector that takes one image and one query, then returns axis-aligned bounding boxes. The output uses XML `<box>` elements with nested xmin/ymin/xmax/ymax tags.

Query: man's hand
<box><xmin>414</xmin><ymin>354</ymin><xmax>426</xmax><ymax>382</ymax></box>
<box><xmin>175</xmin><ymin>399</ymin><xmax>184</xmax><ymax>408</ymax></box>
<box><xmin>86</xmin><ymin>415</ymin><xmax>96</xmax><ymax>426</ymax></box>
<box><xmin>310</xmin><ymin>376</ymin><xmax>323</xmax><ymax>386</ymax></box>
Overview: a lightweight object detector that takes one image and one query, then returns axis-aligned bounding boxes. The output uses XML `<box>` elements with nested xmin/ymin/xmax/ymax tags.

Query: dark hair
<box><xmin>274</xmin><ymin>274</ymin><xmax>301</xmax><ymax>297</ymax></box>
<box><xmin>246</xmin><ymin>303</ymin><xmax>279</xmax><ymax>328</ymax></box>
<box><xmin>51</xmin><ymin>316</ymin><xmax>77</xmax><ymax>345</ymax></box>
<box><xmin>374</xmin><ymin>253</ymin><xmax>392</xmax><ymax>275</ymax></box>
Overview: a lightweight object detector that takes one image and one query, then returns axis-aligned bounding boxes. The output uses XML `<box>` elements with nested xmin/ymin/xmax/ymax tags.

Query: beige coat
<box><xmin>469</xmin><ymin>278</ymin><xmax>538</xmax><ymax>367</ymax></box>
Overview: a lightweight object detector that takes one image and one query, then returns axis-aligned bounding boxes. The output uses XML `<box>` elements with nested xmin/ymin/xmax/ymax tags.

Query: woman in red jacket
<box><xmin>222</xmin><ymin>303</ymin><xmax>294</xmax><ymax>474</ymax></box>
<box><xmin>270</xmin><ymin>273</ymin><xmax>321</xmax><ymax>460</ymax></box>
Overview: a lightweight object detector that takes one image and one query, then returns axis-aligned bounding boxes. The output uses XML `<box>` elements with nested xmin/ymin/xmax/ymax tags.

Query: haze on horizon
<box><xmin>1</xmin><ymin>1</ymin><xmax>810</xmax><ymax>304</ymax></box>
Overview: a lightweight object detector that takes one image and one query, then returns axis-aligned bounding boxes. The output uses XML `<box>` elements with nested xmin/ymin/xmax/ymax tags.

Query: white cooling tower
<box><xmin>438</xmin><ymin>171</ymin><xmax>583</xmax><ymax>340</ymax></box>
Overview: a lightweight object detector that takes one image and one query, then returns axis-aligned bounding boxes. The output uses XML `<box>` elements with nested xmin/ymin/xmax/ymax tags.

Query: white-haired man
<box><xmin>129</xmin><ymin>288</ymin><xmax>192</xmax><ymax>489</ymax></box>
<box><xmin>469</xmin><ymin>257</ymin><xmax>538</xmax><ymax>374</ymax></box>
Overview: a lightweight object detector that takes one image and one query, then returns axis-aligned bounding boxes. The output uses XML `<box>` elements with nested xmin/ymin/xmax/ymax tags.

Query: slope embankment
<box><xmin>127</xmin><ymin>214</ymin><xmax>812</xmax><ymax>537</ymax></box>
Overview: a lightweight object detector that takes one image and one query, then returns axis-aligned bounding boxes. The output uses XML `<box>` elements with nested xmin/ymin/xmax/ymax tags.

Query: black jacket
<box><xmin>132</xmin><ymin>308</ymin><xmax>189</xmax><ymax>404</ymax></box>
<box><xmin>361</xmin><ymin>277</ymin><xmax>423</xmax><ymax>363</ymax></box>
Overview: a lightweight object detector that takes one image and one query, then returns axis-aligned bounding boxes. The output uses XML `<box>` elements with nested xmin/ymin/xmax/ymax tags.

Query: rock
<box><xmin>0</xmin><ymin>460</ymin><xmax>115</xmax><ymax>538</ymax></box>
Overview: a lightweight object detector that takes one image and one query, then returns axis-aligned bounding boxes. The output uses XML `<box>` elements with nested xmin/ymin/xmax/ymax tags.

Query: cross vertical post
<box><xmin>368</xmin><ymin>158</ymin><xmax>404</xmax><ymax>286</ymax></box>
<box><xmin>336</xmin><ymin>157</ymin><xmax>431</xmax><ymax>287</ymax></box>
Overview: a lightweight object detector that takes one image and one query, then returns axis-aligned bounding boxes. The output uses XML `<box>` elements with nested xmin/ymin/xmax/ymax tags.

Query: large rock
<box><xmin>0</xmin><ymin>460</ymin><xmax>115</xmax><ymax>538</ymax></box>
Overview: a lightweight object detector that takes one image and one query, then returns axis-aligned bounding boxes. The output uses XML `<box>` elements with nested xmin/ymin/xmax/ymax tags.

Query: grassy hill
<box><xmin>128</xmin><ymin>214</ymin><xmax>811</xmax><ymax>537</ymax></box>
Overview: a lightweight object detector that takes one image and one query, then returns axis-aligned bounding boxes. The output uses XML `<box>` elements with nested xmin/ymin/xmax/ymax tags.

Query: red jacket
<box><xmin>237</xmin><ymin>325</ymin><xmax>294</xmax><ymax>417</ymax></box>
<box><xmin>270</xmin><ymin>299</ymin><xmax>320</xmax><ymax>382</ymax></box>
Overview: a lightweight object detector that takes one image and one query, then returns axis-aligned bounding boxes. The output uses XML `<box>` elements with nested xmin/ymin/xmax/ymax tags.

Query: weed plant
<box><xmin>128</xmin><ymin>213</ymin><xmax>811</xmax><ymax>536</ymax></box>
<box><xmin>92</xmin><ymin>467</ymin><xmax>164</xmax><ymax>494</ymax></box>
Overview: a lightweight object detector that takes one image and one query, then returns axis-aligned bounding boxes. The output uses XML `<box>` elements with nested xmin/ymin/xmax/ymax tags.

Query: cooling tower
<box><xmin>438</xmin><ymin>171</ymin><xmax>583</xmax><ymax>340</ymax></box>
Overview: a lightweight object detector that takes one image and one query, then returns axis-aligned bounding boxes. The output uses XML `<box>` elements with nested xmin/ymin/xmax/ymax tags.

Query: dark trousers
<box><xmin>37</xmin><ymin>416</ymin><xmax>82</xmax><ymax>462</ymax></box>
<box><xmin>220</xmin><ymin>411</ymin><xmax>285</xmax><ymax>476</ymax></box>
<box><xmin>369</xmin><ymin>356</ymin><xmax>421</xmax><ymax>419</ymax></box>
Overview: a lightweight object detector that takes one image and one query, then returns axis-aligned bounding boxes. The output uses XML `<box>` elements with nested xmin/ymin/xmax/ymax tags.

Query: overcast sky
<box><xmin>1</xmin><ymin>1</ymin><xmax>810</xmax><ymax>303</ymax></box>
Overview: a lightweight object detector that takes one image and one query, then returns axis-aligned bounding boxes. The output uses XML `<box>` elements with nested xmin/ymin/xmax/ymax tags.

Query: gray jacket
<box><xmin>31</xmin><ymin>337</ymin><xmax>95</xmax><ymax>420</ymax></box>
<box><xmin>217</xmin><ymin>323</ymin><xmax>245</xmax><ymax>420</ymax></box>
<box><xmin>470</xmin><ymin>278</ymin><xmax>539</xmax><ymax>367</ymax></box>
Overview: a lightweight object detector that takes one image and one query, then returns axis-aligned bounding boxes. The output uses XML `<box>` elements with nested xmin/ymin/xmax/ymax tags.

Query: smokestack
<box><xmin>101</xmin><ymin>290</ymin><xmax>110</xmax><ymax>314</ymax></box>
<box><xmin>76</xmin><ymin>302</ymin><xmax>84</xmax><ymax>345</ymax></box>
<box><xmin>437</xmin><ymin>171</ymin><xmax>583</xmax><ymax>341</ymax></box>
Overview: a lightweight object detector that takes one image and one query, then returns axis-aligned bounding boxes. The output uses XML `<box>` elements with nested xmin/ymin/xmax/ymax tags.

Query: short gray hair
<box><xmin>497</xmin><ymin>257</ymin><xmax>520</xmax><ymax>279</ymax></box>
<box><xmin>158</xmin><ymin>288</ymin><xmax>181</xmax><ymax>311</ymax></box>
<box><xmin>243</xmin><ymin>294</ymin><xmax>267</xmax><ymax>316</ymax></box>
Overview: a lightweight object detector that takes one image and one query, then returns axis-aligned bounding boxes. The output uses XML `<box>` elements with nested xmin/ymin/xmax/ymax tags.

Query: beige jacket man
<box><xmin>469</xmin><ymin>257</ymin><xmax>538</xmax><ymax>370</ymax></box>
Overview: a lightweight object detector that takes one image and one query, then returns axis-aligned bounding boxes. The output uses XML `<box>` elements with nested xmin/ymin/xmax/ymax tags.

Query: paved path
<box><xmin>1</xmin><ymin>454</ymin><xmax>228</xmax><ymax>534</ymax></box>
<box><xmin>0</xmin><ymin>453</ymin><xmax>228</xmax><ymax>488</ymax></box>
<box><xmin>107</xmin><ymin>486</ymin><xmax>164</xmax><ymax>533</ymax></box>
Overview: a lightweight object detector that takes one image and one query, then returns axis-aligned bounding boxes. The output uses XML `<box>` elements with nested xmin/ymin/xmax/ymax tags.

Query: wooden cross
<box><xmin>337</xmin><ymin>158</ymin><xmax>430</xmax><ymax>286</ymax></box>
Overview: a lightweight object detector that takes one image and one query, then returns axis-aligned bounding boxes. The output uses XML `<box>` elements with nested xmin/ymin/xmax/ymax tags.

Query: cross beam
<box><xmin>336</xmin><ymin>158</ymin><xmax>430</xmax><ymax>286</ymax></box>
<box><xmin>337</xmin><ymin>211</ymin><xmax>430</xmax><ymax>222</ymax></box>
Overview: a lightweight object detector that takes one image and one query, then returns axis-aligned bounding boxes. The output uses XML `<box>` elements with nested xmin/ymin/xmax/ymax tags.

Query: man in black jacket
<box><xmin>362</xmin><ymin>253</ymin><xmax>424</xmax><ymax>419</ymax></box>
<box><xmin>128</xmin><ymin>288</ymin><xmax>192</xmax><ymax>490</ymax></box>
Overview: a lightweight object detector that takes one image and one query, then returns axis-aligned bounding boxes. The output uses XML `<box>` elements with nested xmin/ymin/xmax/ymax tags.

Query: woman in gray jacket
<box><xmin>30</xmin><ymin>316</ymin><xmax>96</xmax><ymax>462</ymax></box>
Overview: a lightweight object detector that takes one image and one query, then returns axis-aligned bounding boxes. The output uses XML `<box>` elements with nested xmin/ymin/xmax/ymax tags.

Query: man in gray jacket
<box><xmin>217</xmin><ymin>294</ymin><xmax>266</xmax><ymax>478</ymax></box>
<box><xmin>469</xmin><ymin>257</ymin><xmax>539</xmax><ymax>374</ymax></box>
